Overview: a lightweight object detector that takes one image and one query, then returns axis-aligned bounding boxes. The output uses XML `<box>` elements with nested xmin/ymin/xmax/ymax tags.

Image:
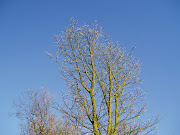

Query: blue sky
<box><xmin>0</xmin><ymin>0</ymin><xmax>179</xmax><ymax>134</ymax></box>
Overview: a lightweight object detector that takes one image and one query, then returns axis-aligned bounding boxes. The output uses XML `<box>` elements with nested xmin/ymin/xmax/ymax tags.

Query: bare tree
<box><xmin>47</xmin><ymin>19</ymin><xmax>158</xmax><ymax>135</ymax></box>
<box><xmin>13</xmin><ymin>88</ymin><xmax>80</xmax><ymax>135</ymax></box>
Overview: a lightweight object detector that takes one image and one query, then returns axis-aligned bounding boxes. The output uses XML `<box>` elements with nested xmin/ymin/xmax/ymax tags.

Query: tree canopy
<box><xmin>47</xmin><ymin>19</ymin><xmax>158</xmax><ymax>135</ymax></box>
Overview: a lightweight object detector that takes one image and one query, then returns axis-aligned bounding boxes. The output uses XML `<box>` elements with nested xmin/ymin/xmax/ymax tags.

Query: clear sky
<box><xmin>0</xmin><ymin>0</ymin><xmax>179</xmax><ymax>134</ymax></box>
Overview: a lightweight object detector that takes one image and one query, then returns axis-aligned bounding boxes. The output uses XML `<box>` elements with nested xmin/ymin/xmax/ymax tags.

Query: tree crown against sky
<box><xmin>47</xmin><ymin>19</ymin><xmax>159</xmax><ymax>135</ymax></box>
<box><xmin>13</xmin><ymin>88</ymin><xmax>80</xmax><ymax>135</ymax></box>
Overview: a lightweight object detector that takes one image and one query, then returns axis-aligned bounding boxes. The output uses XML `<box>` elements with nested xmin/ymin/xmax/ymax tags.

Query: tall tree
<box><xmin>47</xmin><ymin>19</ymin><xmax>158</xmax><ymax>135</ymax></box>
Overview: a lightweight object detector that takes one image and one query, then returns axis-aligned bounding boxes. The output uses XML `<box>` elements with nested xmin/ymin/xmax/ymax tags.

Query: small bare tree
<box><xmin>47</xmin><ymin>19</ymin><xmax>158</xmax><ymax>135</ymax></box>
<box><xmin>13</xmin><ymin>88</ymin><xmax>80</xmax><ymax>135</ymax></box>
